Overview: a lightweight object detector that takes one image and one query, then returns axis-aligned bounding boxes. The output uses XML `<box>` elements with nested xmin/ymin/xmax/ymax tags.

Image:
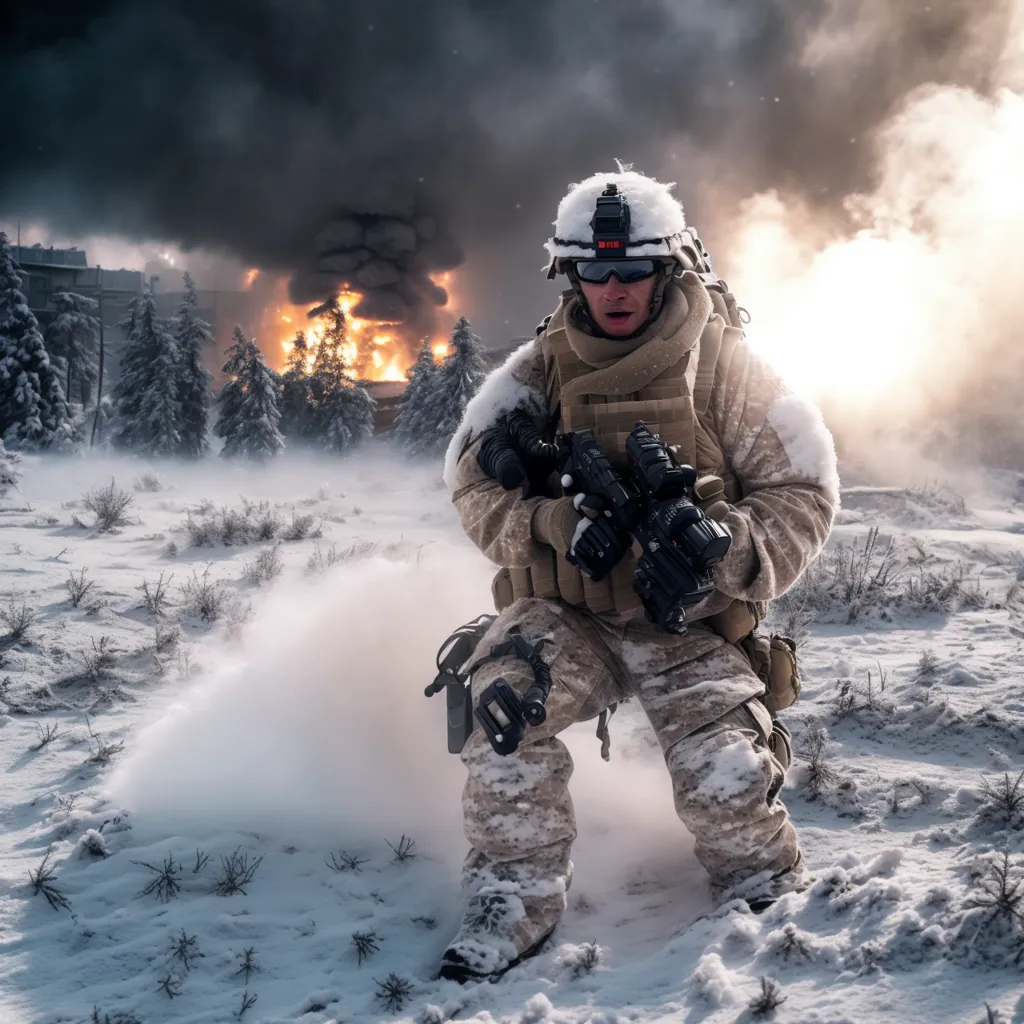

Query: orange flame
<box><xmin>259</xmin><ymin>273</ymin><xmax>459</xmax><ymax>383</ymax></box>
<box><xmin>243</xmin><ymin>268</ymin><xmax>260</xmax><ymax>290</ymax></box>
<box><xmin>270</xmin><ymin>284</ymin><xmax>410</xmax><ymax>382</ymax></box>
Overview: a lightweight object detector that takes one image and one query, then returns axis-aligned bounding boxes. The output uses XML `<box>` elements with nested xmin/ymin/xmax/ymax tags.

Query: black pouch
<box><xmin>425</xmin><ymin>614</ymin><xmax>496</xmax><ymax>754</ymax></box>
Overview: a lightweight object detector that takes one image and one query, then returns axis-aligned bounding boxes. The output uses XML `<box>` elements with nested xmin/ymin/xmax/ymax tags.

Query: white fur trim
<box><xmin>442</xmin><ymin>340</ymin><xmax>548</xmax><ymax>492</ymax></box>
<box><xmin>545</xmin><ymin>170</ymin><xmax>687</xmax><ymax>260</ymax></box>
<box><xmin>765</xmin><ymin>392</ymin><xmax>841</xmax><ymax>507</ymax></box>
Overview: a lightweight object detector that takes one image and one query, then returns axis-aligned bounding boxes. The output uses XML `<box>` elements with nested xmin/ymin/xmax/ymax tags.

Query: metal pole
<box><xmin>90</xmin><ymin>266</ymin><xmax>104</xmax><ymax>448</ymax></box>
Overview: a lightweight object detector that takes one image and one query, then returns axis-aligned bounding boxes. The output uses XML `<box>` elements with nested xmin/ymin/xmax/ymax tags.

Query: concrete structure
<box><xmin>11</xmin><ymin>244</ymin><xmax>145</xmax><ymax>335</ymax></box>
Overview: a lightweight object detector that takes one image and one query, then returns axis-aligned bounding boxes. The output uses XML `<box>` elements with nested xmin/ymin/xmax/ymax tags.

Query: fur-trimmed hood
<box><xmin>442</xmin><ymin>339</ymin><xmax>548</xmax><ymax>491</ymax></box>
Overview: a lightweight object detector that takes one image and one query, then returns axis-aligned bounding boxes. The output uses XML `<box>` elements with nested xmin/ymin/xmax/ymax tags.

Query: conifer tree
<box><xmin>416</xmin><ymin>316</ymin><xmax>487</xmax><ymax>453</ymax></box>
<box><xmin>279</xmin><ymin>329</ymin><xmax>314</xmax><ymax>439</ymax></box>
<box><xmin>215</xmin><ymin>327</ymin><xmax>284</xmax><ymax>458</ymax></box>
<box><xmin>0</xmin><ymin>232</ymin><xmax>75</xmax><ymax>449</ymax></box>
<box><xmin>303</xmin><ymin>298</ymin><xmax>376</xmax><ymax>452</ymax></box>
<box><xmin>391</xmin><ymin>338</ymin><xmax>437</xmax><ymax>451</ymax></box>
<box><xmin>44</xmin><ymin>291</ymin><xmax>99</xmax><ymax>408</ymax></box>
<box><xmin>0</xmin><ymin>438</ymin><xmax>19</xmax><ymax>496</ymax></box>
<box><xmin>172</xmin><ymin>271</ymin><xmax>214</xmax><ymax>457</ymax></box>
<box><xmin>110</xmin><ymin>288</ymin><xmax>180</xmax><ymax>455</ymax></box>
<box><xmin>321</xmin><ymin>376</ymin><xmax>376</xmax><ymax>453</ymax></box>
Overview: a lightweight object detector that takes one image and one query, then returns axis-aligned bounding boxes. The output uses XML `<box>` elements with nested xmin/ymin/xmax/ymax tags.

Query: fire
<box><xmin>243</xmin><ymin>268</ymin><xmax>260</xmax><ymax>290</ymax></box>
<box><xmin>257</xmin><ymin>272</ymin><xmax>459</xmax><ymax>383</ymax></box>
<box><xmin>270</xmin><ymin>283</ymin><xmax>410</xmax><ymax>383</ymax></box>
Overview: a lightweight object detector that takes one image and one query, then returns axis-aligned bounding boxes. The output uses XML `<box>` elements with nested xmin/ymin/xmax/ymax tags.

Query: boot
<box><xmin>437</xmin><ymin>886</ymin><xmax>562</xmax><ymax>983</ymax></box>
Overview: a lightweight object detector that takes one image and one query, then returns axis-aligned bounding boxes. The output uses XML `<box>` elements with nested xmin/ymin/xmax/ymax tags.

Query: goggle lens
<box><xmin>574</xmin><ymin>259</ymin><xmax>657</xmax><ymax>284</ymax></box>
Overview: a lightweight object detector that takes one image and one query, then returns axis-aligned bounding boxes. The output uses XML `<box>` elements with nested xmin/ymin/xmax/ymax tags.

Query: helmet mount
<box><xmin>590</xmin><ymin>184</ymin><xmax>631</xmax><ymax>259</ymax></box>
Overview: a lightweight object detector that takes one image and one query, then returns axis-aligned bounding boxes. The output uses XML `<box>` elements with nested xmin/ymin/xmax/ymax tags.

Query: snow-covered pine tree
<box><xmin>44</xmin><ymin>291</ymin><xmax>99</xmax><ymax>408</ymax></box>
<box><xmin>304</xmin><ymin>297</ymin><xmax>375</xmax><ymax>452</ymax></box>
<box><xmin>0</xmin><ymin>437</ymin><xmax>19</xmax><ymax>496</ymax></box>
<box><xmin>391</xmin><ymin>338</ymin><xmax>437</xmax><ymax>452</ymax></box>
<box><xmin>172</xmin><ymin>271</ymin><xmax>214</xmax><ymax>458</ymax></box>
<box><xmin>321</xmin><ymin>376</ymin><xmax>376</xmax><ymax>453</ymax></box>
<box><xmin>110</xmin><ymin>288</ymin><xmax>180</xmax><ymax>455</ymax></box>
<box><xmin>279</xmin><ymin>329</ymin><xmax>314</xmax><ymax>439</ymax></box>
<box><xmin>0</xmin><ymin>232</ymin><xmax>75</xmax><ymax>449</ymax></box>
<box><xmin>416</xmin><ymin>316</ymin><xmax>487</xmax><ymax>454</ymax></box>
<box><xmin>215</xmin><ymin>327</ymin><xmax>284</xmax><ymax>459</ymax></box>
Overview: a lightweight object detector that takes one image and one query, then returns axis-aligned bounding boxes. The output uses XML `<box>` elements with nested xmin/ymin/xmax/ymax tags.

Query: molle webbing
<box><xmin>503</xmin><ymin>306</ymin><xmax>728</xmax><ymax>617</ymax></box>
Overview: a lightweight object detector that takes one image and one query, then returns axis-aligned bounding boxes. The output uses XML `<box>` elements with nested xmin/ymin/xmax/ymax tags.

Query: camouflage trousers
<box><xmin>450</xmin><ymin>597</ymin><xmax>801</xmax><ymax>973</ymax></box>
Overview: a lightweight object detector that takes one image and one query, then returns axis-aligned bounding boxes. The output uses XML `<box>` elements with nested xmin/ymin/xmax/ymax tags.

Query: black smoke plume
<box><xmin>0</xmin><ymin>0</ymin><xmax>1013</xmax><ymax>339</ymax></box>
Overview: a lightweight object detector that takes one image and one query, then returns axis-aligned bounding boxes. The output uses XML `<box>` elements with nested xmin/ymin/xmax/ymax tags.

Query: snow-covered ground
<box><xmin>1</xmin><ymin>448</ymin><xmax>1023</xmax><ymax>1024</ymax></box>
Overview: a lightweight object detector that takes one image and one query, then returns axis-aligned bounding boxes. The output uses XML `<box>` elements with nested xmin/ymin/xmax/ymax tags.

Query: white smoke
<box><xmin>719</xmin><ymin>4</ymin><xmax>1024</xmax><ymax>471</ymax></box>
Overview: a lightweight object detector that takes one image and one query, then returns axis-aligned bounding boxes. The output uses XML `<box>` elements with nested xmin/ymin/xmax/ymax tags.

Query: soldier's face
<box><xmin>579</xmin><ymin>273</ymin><xmax>657</xmax><ymax>336</ymax></box>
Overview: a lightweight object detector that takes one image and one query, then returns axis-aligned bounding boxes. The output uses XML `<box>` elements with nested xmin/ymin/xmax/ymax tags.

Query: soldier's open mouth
<box><xmin>606</xmin><ymin>311</ymin><xmax>632</xmax><ymax>321</ymax></box>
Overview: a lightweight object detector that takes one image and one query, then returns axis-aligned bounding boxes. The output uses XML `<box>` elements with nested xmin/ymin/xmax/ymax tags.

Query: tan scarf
<box><xmin>556</xmin><ymin>271</ymin><xmax>713</xmax><ymax>399</ymax></box>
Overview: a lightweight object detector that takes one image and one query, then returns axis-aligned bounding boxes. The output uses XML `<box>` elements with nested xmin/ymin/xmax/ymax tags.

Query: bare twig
<box><xmin>748</xmin><ymin>976</ymin><xmax>786</xmax><ymax>1016</ymax></box>
<box><xmin>83</xmin><ymin>479</ymin><xmax>135</xmax><ymax>532</ymax></box>
<box><xmin>66</xmin><ymin>568</ymin><xmax>96</xmax><ymax>607</ymax></box>
<box><xmin>235</xmin><ymin>990</ymin><xmax>258</xmax><ymax>1019</ymax></box>
<box><xmin>802</xmin><ymin>728</ymin><xmax>838</xmax><ymax>797</ymax></box>
<box><xmin>156</xmin><ymin>973</ymin><xmax>182</xmax><ymax>999</ymax></box>
<box><xmin>374</xmin><ymin>973</ymin><xmax>413</xmax><ymax>1013</ymax></box>
<box><xmin>169</xmin><ymin>929</ymin><xmax>202</xmax><ymax>971</ymax></box>
<box><xmin>352</xmin><ymin>930</ymin><xmax>380</xmax><ymax>965</ymax></box>
<box><xmin>28</xmin><ymin>850</ymin><xmax>72</xmax><ymax>912</ymax></box>
<box><xmin>386</xmin><ymin>834</ymin><xmax>416</xmax><ymax>863</ymax></box>
<box><xmin>139</xmin><ymin>572</ymin><xmax>173</xmax><ymax>616</ymax></box>
<box><xmin>133</xmin><ymin>854</ymin><xmax>182</xmax><ymax>902</ymax></box>
<box><xmin>29</xmin><ymin>721</ymin><xmax>60</xmax><ymax>752</ymax></box>
<box><xmin>326</xmin><ymin>850</ymin><xmax>369</xmax><ymax>873</ymax></box>
<box><xmin>85</xmin><ymin>714</ymin><xmax>124</xmax><ymax>763</ymax></box>
<box><xmin>235</xmin><ymin>947</ymin><xmax>259</xmax><ymax>982</ymax></box>
<box><xmin>1</xmin><ymin>598</ymin><xmax>35</xmax><ymax>645</ymax></box>
<box><xmin>212</xmin><ymin>847</ymin><xmax>264</xmax><ymax>896</ymax></box>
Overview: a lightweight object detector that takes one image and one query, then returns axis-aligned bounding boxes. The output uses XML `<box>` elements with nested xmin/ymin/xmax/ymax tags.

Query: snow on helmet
<box><xmin>545</xmin><ymin>168</ymin><xmax>699</xmax><ymax>270</ymax></box>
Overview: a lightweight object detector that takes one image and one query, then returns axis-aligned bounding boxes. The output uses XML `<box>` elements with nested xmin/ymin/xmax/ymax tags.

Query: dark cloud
<box><xmin>0</xmin><ymin>0</ymin><xmax>1012</xmax><ymax>338</ymax></box>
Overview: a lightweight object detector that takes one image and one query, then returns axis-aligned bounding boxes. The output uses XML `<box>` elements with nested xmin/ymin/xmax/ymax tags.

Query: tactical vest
<box><xmin>495</xmin><ymin>279</ymin><xmax>747</xmax><ymax>621</ymax></box>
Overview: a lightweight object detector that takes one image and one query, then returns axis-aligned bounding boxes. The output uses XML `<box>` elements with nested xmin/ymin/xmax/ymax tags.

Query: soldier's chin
<box><xmin>601</xmin><ymin>310</ymin><xmax>638</xmax><ymax>335</ymax></box>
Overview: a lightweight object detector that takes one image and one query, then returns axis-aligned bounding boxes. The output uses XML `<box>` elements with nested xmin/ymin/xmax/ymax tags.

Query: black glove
<box><xmin>566</xmin><ymin>510</ymin><xmax>631</xmax><ymax>582</ymax></box>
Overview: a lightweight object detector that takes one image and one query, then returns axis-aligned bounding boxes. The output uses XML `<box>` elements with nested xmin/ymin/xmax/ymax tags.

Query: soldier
<box><xmin>438</xmin><ymin>169</ymin><xmax>839</xmax><ymax>982</ymax></box>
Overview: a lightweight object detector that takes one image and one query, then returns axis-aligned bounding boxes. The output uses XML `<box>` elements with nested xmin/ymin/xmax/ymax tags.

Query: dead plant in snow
<box><xmin>29</xmin><ymin>721</ymin><xmax>60</xmax><ymax>752</ymax></box>
<box><xmin>241</xmin><ymin>545</ymin><xmax>283</xmax><ymax>585</ymax></box>
<box><xmin>139</xmin><ymin>572</ymin><xmax>174</xmax><ymax>616</ymax></box>
<box><xmin>179</xmin><ymin>566</ymin><xmax>225</xmax><ymax>622</ymax></box>
<box><xmin>85</xmin><ymin>714</ymin><xmax>124</xmax><ymax>763</ymax></box>
<box><xmin>0</xmin><ymin>597</ymin><xmax>35</xmax><ymax>645</ymax></box>
<box><xmin>28</xmin><ymin>850</ymin><xmax>72</xmax><ymax>912</ymax></box>
<box><xmin>83</xmin><ymin>479</ymin><xmax>135</xmax><ymax>531</ymax></box>
<box><xmin>212</xmin><ymin>847</ymin><xmax>264</xmax><ymax>895</ymax></box>
<box><xmin>748</xmin><ymin>976</ymin><xmax>786</xmax><ymax>1016</ymax></box>
<box><xmin>801</xmin><ymin>728</ymin><xmax>839</xmax><ymax>798</ymax></box>
<box><xmin>978</xmin><ymin>770</ymin><xmax>1024</xmax><ymax>831</ymax></box>
<box><xmin>79</xmin><ymin>636</ymin><xmax>116</xmax><ymax>681</ymax></box>
<box><xmin>66</xmin><ymin>568</ymin><xmax>96</xmax><ymax>608</ymax></box>
<box><xmin>133</xmin><ymin>854</ymin><xmax>182</xmax><ymax>902</ymax></box>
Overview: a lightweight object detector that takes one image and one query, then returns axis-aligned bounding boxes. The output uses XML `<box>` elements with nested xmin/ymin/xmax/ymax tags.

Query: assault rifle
<box><xmin>559</xmin><ymin>422</ymin><xmax>732</xmax><ymax>632</ymax></box>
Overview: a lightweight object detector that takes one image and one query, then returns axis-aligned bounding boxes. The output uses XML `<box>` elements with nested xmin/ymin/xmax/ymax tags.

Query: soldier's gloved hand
<box><xmin>567</xmin><ymin>513</ymin><xmax>631</xmax><ymax>582</ymax></box>
<box><xmin>693</xmin><ymin>474</ymin><xmax>729</xmax><ymax>522</ymax></box>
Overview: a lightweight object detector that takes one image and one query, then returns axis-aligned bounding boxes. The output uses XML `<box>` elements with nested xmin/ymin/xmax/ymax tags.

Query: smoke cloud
<box><xmin>4</xmin><ymin>0</ymin><xmax>1023</xmax><ymax>465</ymax></box>
<box><xmin>719</xmin><ymin>9</ymin><xmax>1024</xmax><ymax>470</ymax></box>
<box><xmin>1</xmin><ymin>1</ymin><xmax>1013</xmax><ymax>337</ymax></box>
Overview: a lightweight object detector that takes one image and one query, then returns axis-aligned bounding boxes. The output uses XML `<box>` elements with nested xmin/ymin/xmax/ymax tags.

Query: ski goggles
<box><xmin>573</xmin><ymin>259</ymin><xmax>658</xmax><ymax>284</ymax></box>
